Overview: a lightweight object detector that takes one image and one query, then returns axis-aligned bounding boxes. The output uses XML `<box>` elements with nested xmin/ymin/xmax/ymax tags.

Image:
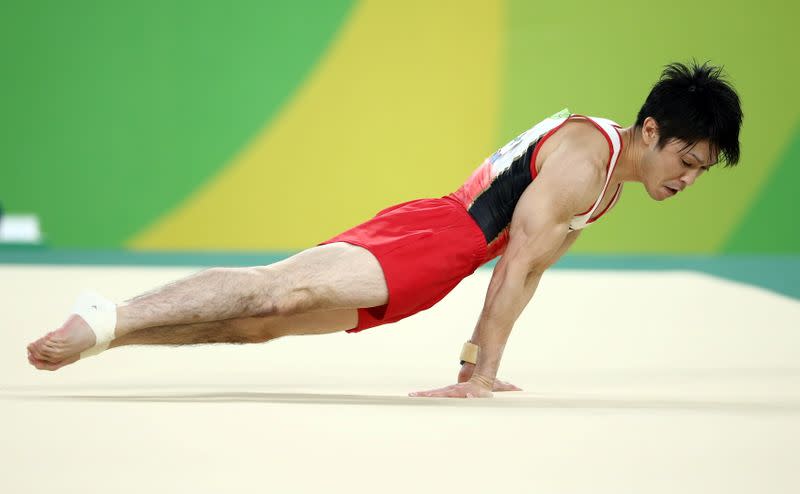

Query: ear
<box><xmin>641</xmin><ymin>117</ymin><xmax>660</xmax><ymax>147</ymax></box>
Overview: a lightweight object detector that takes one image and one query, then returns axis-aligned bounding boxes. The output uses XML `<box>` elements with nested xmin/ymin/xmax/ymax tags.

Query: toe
<box><xmin>38</xmin><ymin>345</ymin><xmax>64</xmax><ymax>363</ymax></box>
<box><xmin>39</xmin><ymin>362</ymin><xmax>57</xmax><ymax>371</ymax></box>
<box><xmin>33</xmin><ymin>336</ymin><xmax>47</xmax><ymax>350</ymax></box>
<box><xmin>29</xmin><ymin>355</ymin><xmax>47</xmax><ymax>369</ymax></box>
<box><xmin>43</xmin><ymin>340</ymin><xmax>60</xmax><ymax>354</ymax></box>
<box><xmin>31</xmin><ymin>355</ymin><xmax>56</xmax><ymax>371</ymax></box>
<box><xmin>39</xmin><ymin>362</ymin><xmax>58</xmax><ymax>371</ymax></box>
<box><xmin>51</xmin><ymin>355</ymin><xmax>79</xmax><ymax>370</ymax></box>
<box><xmin>47</xmin><ymin>330</ymin><xmax>67</xmax><ymax>345</ymax></box>
<box><xmin>41</xmin><ymin>355</ymin><xmax>78</xmax><ymax>371</ymax></box>
<box><xmin>29</xmin><ymin>349</ymin><xmax>79</xmax><ymax>371</ymax></box>
<box><xmin>38</xmin><ymin>346</ymin><xmax>55</xmax><ymax>360</ymax></box>
<box><xmin>30</xmin><ymin>341</ymin><xmax>44</xmax><ymax>360</ymax></box>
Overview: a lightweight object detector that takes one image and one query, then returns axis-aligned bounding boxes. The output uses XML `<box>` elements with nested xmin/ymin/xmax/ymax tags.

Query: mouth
<box><xmin>663</xmin><ymin>185</ymin><xmax>679</xmax><ymax>197</ymax></box>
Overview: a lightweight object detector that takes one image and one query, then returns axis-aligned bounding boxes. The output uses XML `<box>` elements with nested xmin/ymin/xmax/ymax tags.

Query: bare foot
<box><xmin>27</xmin><ymin>315</ymin><xmax>97</xmax><ymax>371</ymax></box>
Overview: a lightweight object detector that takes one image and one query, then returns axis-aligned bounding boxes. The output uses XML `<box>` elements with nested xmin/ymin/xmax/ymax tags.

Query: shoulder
<box><xmin>547</xmin><ymin>116</ymin><xmax>612</xmax><ymax>168</ymax></box>
<box><xmin>525</xmin><ymin>118</ymin><xmax>613</xmax><ymax>217</ymax></box>
<box><xmin>539</xmin><ymin>118</ymin><xmax>610</xmax><ymax>185</ymax></box>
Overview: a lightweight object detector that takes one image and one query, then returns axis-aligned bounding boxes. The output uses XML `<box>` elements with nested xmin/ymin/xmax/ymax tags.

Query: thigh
<box><xmin>259</xmin><ymin>242</ymin><xmax>388</xmax><ymax>311</ymax></box>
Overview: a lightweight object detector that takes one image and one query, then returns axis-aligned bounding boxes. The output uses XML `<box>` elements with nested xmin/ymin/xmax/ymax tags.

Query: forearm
<box><xmin>468</xmin><ymin>262</ymin><xmax>543</xmax><ymax>386</ymax></box>
<box><xmin>458</xmin><ymin>175</ymin><xmax>578</xmax><ymax>389</ymax></box>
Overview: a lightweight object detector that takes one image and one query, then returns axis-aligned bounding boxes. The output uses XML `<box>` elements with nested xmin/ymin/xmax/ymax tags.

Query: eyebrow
<box><xmin>688</xmin><ymin>151</ymin><xmax>717</xmax><ymax>167</ymax></box>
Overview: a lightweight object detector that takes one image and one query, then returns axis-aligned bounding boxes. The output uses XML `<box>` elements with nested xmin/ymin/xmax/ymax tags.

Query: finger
<box><xmin>494</xmin><ymin>383</ymin><xmax>523</xmax><ymax>392</ymax></box>
<box><xmin>29</xmin><ymin>355</ymin><xmax>49</xmax><ymax>370</ymax></box>
<box><xmin>409</xmin><ymin>385</ymin><xmax>459</xmax><ymax>397</ymax></box>
<box><xmin>409</xmin><ymin>388</ymin><xmax>442</xmax><ymax>397</ymax></box>
<box><xmin>424</xmin><ymin>390</ymin><xmax>465</xmax><ymax>398</ymax></box>
<box><xmin>464</xmin><ymin>389</ymin><xmax>493</xmax><ymax>398</ymax></box>
<box><xmin>493</xmin><ymin>379</ymin><xmax>523</xmax><ymax>391</ymax></box>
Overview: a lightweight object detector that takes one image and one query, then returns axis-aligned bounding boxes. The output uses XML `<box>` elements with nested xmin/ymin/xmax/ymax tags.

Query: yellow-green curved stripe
<box><xmin>129</xmin><ymin>1</ymin><xmax>502</xmax><ymax>251</ymax></box>
<box><xmin>504</xmin><ymin>0</ymin><xmax>800</xmax><ymax>253</ymax></box>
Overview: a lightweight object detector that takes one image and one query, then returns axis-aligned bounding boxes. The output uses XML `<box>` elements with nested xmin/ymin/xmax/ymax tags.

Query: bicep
<box><xmin>503</xmin><ymin>155</ymin><xmax>600</xmax><ymax>273</ymax></box>
<box><xmin>502</xmin><ymin>188</ymin><xmax>570</xmax><ymax>273</ymax></box>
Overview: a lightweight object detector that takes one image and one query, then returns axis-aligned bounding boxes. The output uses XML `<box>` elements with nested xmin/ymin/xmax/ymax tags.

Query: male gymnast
<box><xmin>27</xmin><ymin>61</ymin><xmax>743</xmax><ymax>399</ymax></box>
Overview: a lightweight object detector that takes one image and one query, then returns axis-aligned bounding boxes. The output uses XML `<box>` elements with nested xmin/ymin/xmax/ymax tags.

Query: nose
<box><xmin>681</xmin><ymin>168</ymin><xmax>702</xmax><ymax>188</ymax></box>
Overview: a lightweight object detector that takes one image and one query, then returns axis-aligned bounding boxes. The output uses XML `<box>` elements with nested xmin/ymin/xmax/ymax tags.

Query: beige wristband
<box><xmin>459</xmin><ymin>341</ymin><xmax>480</xmax><ymax>365</ymax></box>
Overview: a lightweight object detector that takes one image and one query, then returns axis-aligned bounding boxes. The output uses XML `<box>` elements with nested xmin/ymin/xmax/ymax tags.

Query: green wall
<box><xmin>1</xmin><ymin>0</ymin><xmax>354</xmax><ymax>246</ymax></box>
<box><xmin>1</xmin><ymin>0</ymin><xmax>797</xmax><ymax>253</ymax></box>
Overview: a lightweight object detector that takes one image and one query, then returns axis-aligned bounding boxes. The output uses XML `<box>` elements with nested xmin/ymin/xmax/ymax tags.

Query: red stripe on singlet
<box><xmin>586</xmin><ymin>125</ymin><xmax>625</xmax><ymax>223</ymax></box>
<box><xmin>587</xmin><ymin>184</ymin><xmax>622</xmax><ymax>224</ymax></box>
<box><xmin>528</xmin><ymin>115</ymin><xmax>616</xmax><ymax>217</ymax></box>
<box><xmin>570</xmin><ymin>115</ymin><xmax>615</xmax><ymax>216</ymax></box>
<box><xmin>529</xmin><ymin>117</ymin><xmax>574</xmax><ymax>181</ymax></box>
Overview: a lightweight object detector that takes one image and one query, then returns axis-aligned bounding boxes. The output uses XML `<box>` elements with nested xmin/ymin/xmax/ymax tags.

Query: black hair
<box><xmin>635</xmin><ymin>61</ymin><xmax>743</xmax><ymax>166</ymax></box>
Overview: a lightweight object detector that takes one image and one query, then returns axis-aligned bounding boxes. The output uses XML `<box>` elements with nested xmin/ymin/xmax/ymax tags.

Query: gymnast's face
<box><xmin>639</xmin><ymin>118</ymin><xmax>718</xmax><ymax>201</ymax></box>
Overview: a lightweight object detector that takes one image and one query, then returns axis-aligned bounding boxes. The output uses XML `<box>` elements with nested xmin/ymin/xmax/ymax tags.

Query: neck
<box><xmin>612</xmin><ymin>126</ymin><xmax>646</xmax><ymax>184</ymax></box>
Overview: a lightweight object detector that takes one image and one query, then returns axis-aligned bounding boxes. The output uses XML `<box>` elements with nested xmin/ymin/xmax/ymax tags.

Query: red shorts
<box><xmin>321</xmin><ymin>196</ymin><xmax>488</xmax><ymax>332</ymax></box>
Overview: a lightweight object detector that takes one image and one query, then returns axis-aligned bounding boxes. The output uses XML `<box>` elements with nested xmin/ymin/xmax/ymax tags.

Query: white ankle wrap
<box><xmin>74</xmin><ymin>291</ymin><xmax>117</xmax><ymax>359</ymax></box>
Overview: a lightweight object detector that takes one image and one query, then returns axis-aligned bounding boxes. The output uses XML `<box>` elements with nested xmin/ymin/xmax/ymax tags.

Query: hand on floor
<box><xmin>409</xmin><ymin>380</ymin><xmax>493</xmax><ymax>398</ymax></box>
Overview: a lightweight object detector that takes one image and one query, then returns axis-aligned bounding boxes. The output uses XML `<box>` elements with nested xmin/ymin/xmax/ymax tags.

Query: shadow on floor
<box><xmin>3</xmin><ymin>388</ymin><xmax>799</xmax><ymax>413</ymax></box>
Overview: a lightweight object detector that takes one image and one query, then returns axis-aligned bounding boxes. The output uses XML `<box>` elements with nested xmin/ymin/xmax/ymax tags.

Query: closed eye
<box><xmin>684</xmin><ymin>160</ymin><xmax>710</xmax><ymax>172</ymax></box>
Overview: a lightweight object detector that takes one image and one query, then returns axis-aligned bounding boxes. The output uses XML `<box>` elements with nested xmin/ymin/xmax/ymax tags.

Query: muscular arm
<box><xmin>550</xmin><ymin>229</ymin><xmax>582</xmax><ymax>267</ymax></box>
<box><xmin>466</xmin><ymin>152</ymin><xmax>600</xmax><ymax>389</ymax></box>
<box><xmin>410</xmin><ymin>122</ymin><xmax>609</xmax><ymax>398</ymax></box>
<box><xmin>457</xmin><ymin>229</ymin><xmax>581</xmax><ymax>387</ymax></box>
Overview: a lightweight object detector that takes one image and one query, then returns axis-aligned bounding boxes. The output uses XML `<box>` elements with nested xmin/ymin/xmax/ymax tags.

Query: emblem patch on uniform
<box><xmin>549</xmin><ymin>108</ymin><xmax>571</xmax><ymax>119</ymax></box>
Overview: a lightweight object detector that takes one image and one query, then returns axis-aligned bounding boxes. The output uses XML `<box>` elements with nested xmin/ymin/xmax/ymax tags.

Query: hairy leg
<box><xmin>113</xmin><ymin>243</ymin><xmax>385</xmax><ymax>338</ymax></box>
<box><xmin>29</xmin><ymin>309</ymin><xmax>358</xmax><ymax>371</ymax></box>
<box><xmin>109</xmin><ymin>309</ymin><xmax>358</xmax><ymax>347</ymax></box>
<box><xmin>28</xmin><ymin>243</ymin><xmax>382</xmax><ymax>369</ymax></box>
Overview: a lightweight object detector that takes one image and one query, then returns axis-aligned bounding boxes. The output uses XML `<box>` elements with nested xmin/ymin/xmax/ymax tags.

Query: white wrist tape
<box><xmin>460</xmin><ymin>341</ymin><xmax>479</xmax><ymax>365</ymax></box>
<box><xmin>73</xmin><ymin>291</ymin><xmax>117</xmax><ymax>359</ymax></box>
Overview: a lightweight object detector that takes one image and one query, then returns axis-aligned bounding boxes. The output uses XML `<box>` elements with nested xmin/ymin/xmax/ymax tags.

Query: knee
<box><xmin>238</xmin><ymin>266</ymin><xmax>324</xmax><ymax>317</ymax></box>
